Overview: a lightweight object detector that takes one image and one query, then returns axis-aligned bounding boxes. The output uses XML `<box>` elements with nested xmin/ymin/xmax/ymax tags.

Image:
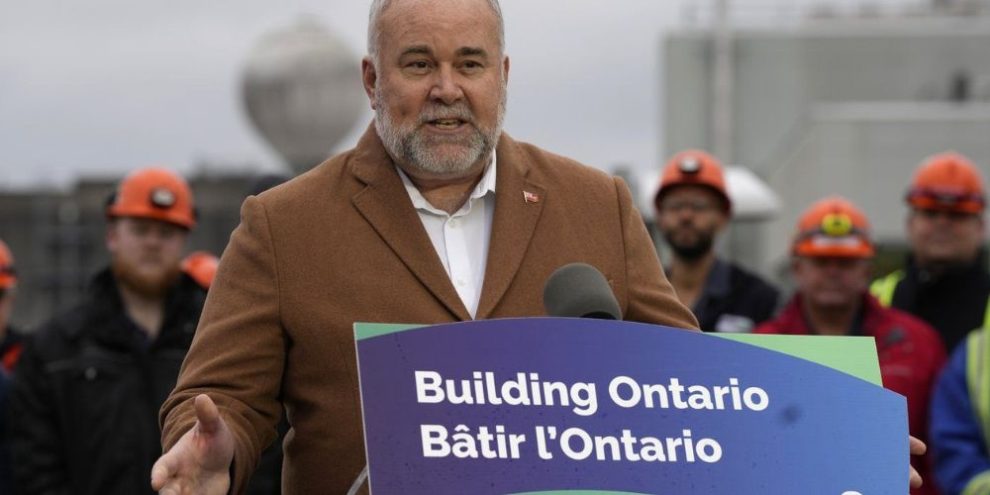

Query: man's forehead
<box><xmin>399</xmin><ymin>44</ymin><xmax>491</xmax><ymax>58</ymax></box>
<box><xmin>378</xmin><ymin>0</ymin><xmax>499</xmax><ymax>47</ymax></box>
<box><xmin>380</xmin><ymin>0</ymin><xmax>494</xmax><ymax>18</ymax></box>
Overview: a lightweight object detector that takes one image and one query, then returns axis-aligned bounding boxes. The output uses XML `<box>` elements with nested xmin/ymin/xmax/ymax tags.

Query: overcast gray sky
<box><xmin>0</xmin><ymin>0</ymin><xmax>912</xmax><ymax>189</ymax></box>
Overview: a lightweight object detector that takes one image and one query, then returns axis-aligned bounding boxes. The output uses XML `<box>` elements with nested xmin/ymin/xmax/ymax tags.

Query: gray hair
<box><xmin>367</xmin><ymin>0</ymin><xmax>505</xmax><ymax>63</ymax></box>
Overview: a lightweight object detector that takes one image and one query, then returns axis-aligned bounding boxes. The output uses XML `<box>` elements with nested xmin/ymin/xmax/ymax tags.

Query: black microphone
<box><xmin>543</xmin><ymin>263</ymin><xmax>622</xmax><ymax>320</ymax></box>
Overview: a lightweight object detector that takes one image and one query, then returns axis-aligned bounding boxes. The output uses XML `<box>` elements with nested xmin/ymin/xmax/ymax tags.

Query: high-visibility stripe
<box><xmin>869</xmin><ymin>270</ymin><xmax>905</xmax><ymax>307</ymax></box>
<box><xmin>961</xmin><ymin>470</ymin><xmax>990</xmax><ymax>495</ymax></box>
<box><xmin>966</xmin><ymin>330</ymin><xmax>990</xmax><ymax>458</ymax></box>
<box><xmin>870</xmin><ymin>270</ymin><xmax>990</xmax><ymax>327</ymax></box>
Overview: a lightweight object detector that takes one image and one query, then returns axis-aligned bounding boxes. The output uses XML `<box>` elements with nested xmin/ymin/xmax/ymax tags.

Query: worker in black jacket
<box><xmin>8</xmin><ymin>167</ymin><xmax>206</xmax><ymax>495</ymax></box>
<box><xmin>870</xmin><ymin>151</ymin><xmax>990</xmax><ymax>353</ymax></box>
<box><xmin>654</xmin><ymin>149</ymin><xmax>780</xmax><ymax>332</ymax></box>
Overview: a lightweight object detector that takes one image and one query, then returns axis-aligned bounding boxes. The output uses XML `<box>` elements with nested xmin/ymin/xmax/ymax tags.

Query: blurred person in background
<box><xmin>0</xmin><ymin>239</ymin><xmax>24</xmax><ymax>375</ymax></box>
<box><xmin>9</xmin><ymin>167</ymin><xmax>207</xmax><ymax>495</ymax></box>
<box><xmin>929</xmin><ymin>327</ymin><xmax>990</xmax><ymax>495</ymax></box>
<box><xmin>756</xmin><ymin>196</ymin><xmax>946</xmax><ymax>495</ymax></box>
<box><xmin>653</xmin><ymin>149</ymin><xmax>779</xmax><ymax>332</ymax></box>
<box><xmin>181</xmin><ymin>251</ymin><xmax>219</xmax><ymax>291</ymax></box>
<box><xmin>0</xmin><ymin>238</ymin><xmax>22</xmax><ymax>494</ymax></box>
<box><xmin>871</xmin><ymin>152</ymin><xmax>990</xmax><ymax>353</ymax></box>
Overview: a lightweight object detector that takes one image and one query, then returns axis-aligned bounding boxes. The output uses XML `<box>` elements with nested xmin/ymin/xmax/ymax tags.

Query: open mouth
<box><xmin>428</xmin><ymin>118</ymin><xmax>466</xmax><ymax>130</ymax></box>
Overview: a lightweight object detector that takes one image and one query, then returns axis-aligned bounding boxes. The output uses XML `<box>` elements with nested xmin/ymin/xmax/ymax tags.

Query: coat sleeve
<box><xmin>8</xmin><ymin>335</ymin><xmax>72</xmax><ymax>494</ymax></box>
<box><xmin>929</xmin><ymin>341</ymin><xmax>990</xmax><ymax>495</ymax></box>
<box><xmin>612</xmin><ymin>177</ymin><xmax>699</xmax><ymax>331</ymax></box>
<box><xmin>160</xmin><ymin>196</ymin><xmax>286</xmax><ymax>494</ymax></box>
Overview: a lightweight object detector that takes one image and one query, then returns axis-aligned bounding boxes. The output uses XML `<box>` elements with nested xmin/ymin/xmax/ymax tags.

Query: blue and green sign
<box><xmin>355</xmin><ymin>318</ymin><xmax>906</xmax><ymax>494</ymax></box>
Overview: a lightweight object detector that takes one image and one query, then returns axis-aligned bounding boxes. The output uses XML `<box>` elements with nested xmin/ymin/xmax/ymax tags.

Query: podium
<box><xmin>354</xmin><ymin>318</ymin><xmax>906</xmax><ymax>495</ymax></box>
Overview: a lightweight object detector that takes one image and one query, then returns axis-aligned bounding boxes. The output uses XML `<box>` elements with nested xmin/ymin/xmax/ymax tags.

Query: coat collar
<box><xmin>475</xmin><ymin>132</ymin><xmax>546</xmax><ymax>318</ymax></box>
<box><xmin>348</xmin><ymin>123</ymin><xmax>546</xmax><ymax>320</ymax></box>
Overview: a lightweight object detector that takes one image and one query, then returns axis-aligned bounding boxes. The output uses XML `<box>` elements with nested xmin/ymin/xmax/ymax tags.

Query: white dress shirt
<box><xmin>396</xmin><ymin>154</ymin><xmax>497</xmax><ymax>318</ymax></box>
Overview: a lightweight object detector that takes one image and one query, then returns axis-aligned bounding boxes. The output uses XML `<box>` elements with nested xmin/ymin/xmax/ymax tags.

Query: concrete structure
<box><xmin>663</xmin><ymin>9</ymin><xmax>990</xmax><ymax>280</ymax></box>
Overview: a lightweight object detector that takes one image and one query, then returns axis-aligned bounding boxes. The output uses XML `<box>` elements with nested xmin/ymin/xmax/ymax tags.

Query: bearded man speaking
<box><xmin>151</xmin><ymin>0</ymin><xmax>699</xmax><ymax>493</ymax></box>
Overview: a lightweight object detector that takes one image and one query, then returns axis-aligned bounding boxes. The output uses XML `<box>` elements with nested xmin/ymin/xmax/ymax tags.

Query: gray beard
<box><xmin>374</xmin><ymin>88</ymin><xmax>506</xmax><ymax>176</ymax></box>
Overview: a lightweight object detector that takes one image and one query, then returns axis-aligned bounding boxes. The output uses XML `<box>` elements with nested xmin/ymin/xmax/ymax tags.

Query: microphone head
<box><xmin>543</xmin><ymin>262</ymin><xmax>622</xmax><ymax>320</ymax></box>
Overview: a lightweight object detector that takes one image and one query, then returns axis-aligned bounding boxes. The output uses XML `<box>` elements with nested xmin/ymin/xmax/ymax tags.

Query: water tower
<box><xmin>242</xmin><ymin>18</ymin><xmax>366</xmax><ymax>174</ymax></box>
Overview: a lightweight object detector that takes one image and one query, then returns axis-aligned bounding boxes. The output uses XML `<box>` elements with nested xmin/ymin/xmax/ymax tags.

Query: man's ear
<box><xmin>105</xmin><ymin>221</ymin><xmax>118</xmax><ymax>253</ymax></box>
<box><xmin>362</xmin><ymin>57</ymin><xmax>378</xmax><ymax>110</ymax></box>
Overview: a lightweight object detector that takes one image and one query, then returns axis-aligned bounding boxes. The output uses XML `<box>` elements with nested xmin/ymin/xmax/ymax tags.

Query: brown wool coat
<box><xmin>160</xmin><ymin>124</ymin><xmax>699</xmax><ymax>494</ymax></box>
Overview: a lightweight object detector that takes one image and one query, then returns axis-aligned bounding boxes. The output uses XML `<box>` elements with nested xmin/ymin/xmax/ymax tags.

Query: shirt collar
<box><xmin>396</xmin><ymin>151</ymin><xmax>498</xmax><ymax>215</ymax></box>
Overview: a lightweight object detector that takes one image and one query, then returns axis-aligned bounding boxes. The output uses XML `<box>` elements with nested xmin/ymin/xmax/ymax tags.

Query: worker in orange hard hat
<box><xmin>106</xmin><ymin>166</ymin><xmax>197</xmax><ymax>229</ymax></box>
<box><xmin>8</xmin><ymin>167</ymin><xmax>208</xmax><ymax>494</ymax></box>
<box><xmin>653</xmin><ymin>149</ymin><xmax>779</xmax><ymax>332</ymax></box>
<box><xmin>870</xmin><ymin>151</ymin><xmax>990</xmax><ymax>353</ymax></box>
<box><xmin>757</xmin><ymin>196</ymin><xmax>945</xmax><ymax>495</ymax></box>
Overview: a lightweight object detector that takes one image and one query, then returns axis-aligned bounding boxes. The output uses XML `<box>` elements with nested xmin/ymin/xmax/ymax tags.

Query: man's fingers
<box><xmin>910</xmin><ymin>465</ymin><xmax>922</xmax><ymax>489</ymax></box>
<box><xmin>909</xmin><ymin>435</ymin><xmax>926</xmax><ymax>456</ymax></box>
<box><xmin>194</xmin><ymin>394</ymin><xmax>221</xmax><ymax>435</ymax></box>
<box><xmin>909</xmin><ymin>436</ymin><xmax>925</xmax><ymax>489</ymax></box>
<box><xmin>150</xmin><ymin>452</ymin><xmax>177</xmax><ymax>490</ymax></box>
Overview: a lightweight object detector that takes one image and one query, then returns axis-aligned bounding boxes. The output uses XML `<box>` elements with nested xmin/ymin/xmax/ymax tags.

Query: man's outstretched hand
<box><xmin>151</xmin><ymin>394</ymin><xmax>235</xmax><ymax>495</ymax></box>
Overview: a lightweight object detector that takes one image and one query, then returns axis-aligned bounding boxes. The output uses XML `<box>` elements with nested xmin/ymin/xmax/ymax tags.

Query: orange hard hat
<box><xmin>0</xmin><ymin>239</ymin><xmax>15</xmax><ymax>290</ymax></box>
<box><xmin>106</xmin><ymin>167</ymin><xmax>196</xmax><ymax>229</ymax></box>
<box><xmin>905</xmin><ymin>151</ymin><xmax>985</xmax><ymax>214</ymax></box>
<box><xmin>792</xmin><ymin>196</ymin><xmax>874</xmax><ymax>258</ymax></box>
<box><xmin>654</xmin><ymin>149</ymin><xmax>731</xmax><ymax>213</ymax></box>
<box><xmin>181</xmin><ymin>251</ymin><xmax>219</xmax><ymax>290</ymax></box>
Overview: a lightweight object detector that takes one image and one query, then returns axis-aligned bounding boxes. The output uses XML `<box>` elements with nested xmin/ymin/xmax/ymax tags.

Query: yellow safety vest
<box><xmin>963</xmin><ymin>329</ymin><xmax>990</xmax><ymax>495</ymax></box>
<box><xmin>870</xmin><ymin>270</ymin><xmax>990</xmax><ymax>329</ymax></box>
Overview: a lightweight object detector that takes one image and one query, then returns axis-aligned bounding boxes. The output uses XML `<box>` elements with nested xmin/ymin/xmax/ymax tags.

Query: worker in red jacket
<box><xmin>755</xmin><ymin>196</ymin><xmax>947</xmax><ymax>495</ymax></box>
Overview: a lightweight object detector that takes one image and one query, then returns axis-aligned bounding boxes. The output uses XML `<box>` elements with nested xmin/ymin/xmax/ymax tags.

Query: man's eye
<box><xmin>406</xmin><ymin>61</ymin><xmax>430</xmax><ymax>71</ymax></box>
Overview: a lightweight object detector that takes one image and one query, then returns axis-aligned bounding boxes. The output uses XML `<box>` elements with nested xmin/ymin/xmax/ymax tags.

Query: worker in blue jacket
<box><xmin>930</xmin><ymin>328</ymin><xmax>990</xmax><ymax>494</ymax></box>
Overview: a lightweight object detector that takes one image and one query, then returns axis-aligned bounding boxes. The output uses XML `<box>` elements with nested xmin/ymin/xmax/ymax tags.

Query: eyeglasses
<box><xmin>660</xmin><ymin>199</ymin><xmax>718</xmax><ymax>214</ymax></box>
<box><xmin>912</xmin><ymin>208</ymin><xmax>979</xmax><ymax>221</ymax></box>
<box><xmin>906</xmin><ymin>189</ymin><xmax>984</xmax><ymax>215</ymax></box>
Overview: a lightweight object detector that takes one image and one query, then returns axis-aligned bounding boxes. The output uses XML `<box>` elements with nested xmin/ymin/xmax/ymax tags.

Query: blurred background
<box><xmin>1</xmin><ymin>0</ymin><xmax>989</xmax><ymax>328</ymax></box>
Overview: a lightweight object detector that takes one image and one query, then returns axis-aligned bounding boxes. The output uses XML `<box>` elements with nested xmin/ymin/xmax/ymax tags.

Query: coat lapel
<box><xmin>475</xmin><ymin>135</ymin><xmax>546</xmax><ymax>319</ymax></box>
<box><xmin>349</xmin><ymin>125</ymin><xmax>471</xmax><ymax>320</ymax></box>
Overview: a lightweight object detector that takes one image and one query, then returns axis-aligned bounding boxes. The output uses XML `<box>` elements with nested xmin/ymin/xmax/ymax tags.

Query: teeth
<box><xmin>434</xmin><ymin>119</ymin><xmax>460</xmax><ymax>126</ymax></box>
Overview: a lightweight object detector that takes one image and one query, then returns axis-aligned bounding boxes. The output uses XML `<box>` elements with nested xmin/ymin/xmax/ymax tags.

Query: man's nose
<box><xmin>429</xmin><ymin>66</ymin><xmax>464</xmax><ymax>105</ymax></box>
<box><xmin>141</xmin><ymin>230</ymin><xmax>168</xmax><ymax>246</ymax></box>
